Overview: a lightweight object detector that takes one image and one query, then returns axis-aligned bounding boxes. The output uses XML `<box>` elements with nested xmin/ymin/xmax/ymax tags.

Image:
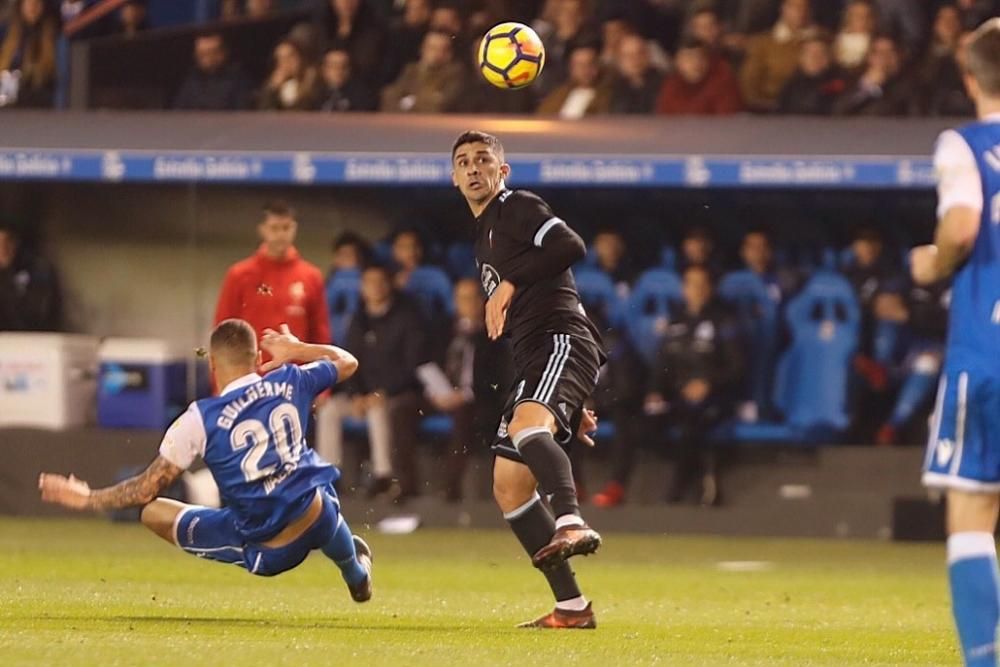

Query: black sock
<box><xmin>514</xmin><ymin>430</ymin><xmax>580</xmax><ymax>519</ymax></box>
<box><xmin>505</xmin><ymin>494</ymin><xmax>583</xmax><ymax>602</ymax></box>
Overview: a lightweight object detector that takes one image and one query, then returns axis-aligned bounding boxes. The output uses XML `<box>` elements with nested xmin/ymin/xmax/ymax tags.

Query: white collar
<box><xmin>220</xmin><ymin>372</ymin><xmax>262</xmax><ymax>396</ymax></box>
<box><xmin>985</xmin><ymin>112</ymin><xmax>1000</xmax><ymax>123</ymax></box>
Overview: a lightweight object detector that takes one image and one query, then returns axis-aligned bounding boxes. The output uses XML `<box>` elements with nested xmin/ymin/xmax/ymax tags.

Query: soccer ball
<box><xmin>478</xmin><ymin>22</ymin><xmax>545</xmax><ymax>90</ymax></box>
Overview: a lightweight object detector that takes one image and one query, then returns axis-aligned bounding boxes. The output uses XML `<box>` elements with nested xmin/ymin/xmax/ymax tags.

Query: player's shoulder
<box><xmin>500</xmin><ymin>188</ymin><xmax>547</xmax><ymax>208</ymax></box>
<box><xmin>226</xmin><ymin>254</ymin><xmax>260</xmax><ymax>278</ymax></box>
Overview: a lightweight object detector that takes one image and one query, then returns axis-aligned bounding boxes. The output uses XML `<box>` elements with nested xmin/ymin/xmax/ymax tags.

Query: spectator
<box><xmin>777</xmin><ymin>32</ymin><xmax>847</xmax><ymax>115</ymax></box>
<box><xmin>318</xmin><ymin>48</ymin><xmax>377</xmax><ymax>111</ymax></box>
<box><xmin>872</xmin><ymin>0</ymin><xmax>925</xmax><ymax>56</ymax></box>
<box><xmin>915</xmin><ymin>6</ymin><xmax>974</xmax><ymax>116</ymax></box>
<box><xmin>685</xmin><ymin>5</ymin><xmax>741</xmax><ymax>67</ymax></box>
<box><xmin>173</xmin><ymin>32</ymin><xmax>254</xmax><ymax>111</ymax></box>
<box><xmin>739</xmin><ymin>0</ymin><xmax>818</xmax><ymax>112</ymax></box>
<box><xmin>922</xmin><ymin>29</ymin><xmax>975</xmax><ymax>117</ymax></box>
<box><xmin>609</xmin><ymin>33</ymin><xmax>663</xmax><ymax>114</ymax></box>
<box><xmin>458</xmin><ymin>36</ymin><xmax>538</xmax><ymax>113</ymax></box>
<box><xmin>380</xmin><ymin>29</ymin><xmax>465</xmax><ymax>113</ymax></box>
<box><xmin>534</xmin><ymin>0</ymin><xmax>600</xmax><ymax>97</ymax></box>
<box><xmin>329</xmin><ymin>231</ymin><xmax>370</xmax><ymax>277</ymax></box>
<box><xmin>955</xmin><ymin>0</ymin><xmax>998</xmax><ymax>30</ymax></box>
<box><xmin>390</xmin><ymin>228</ymin><xmax>424</xmax><ymax>289</ymax></box>
<box><xmin>875</xmin><ymin>279</ymin><xmax>949</xmax><ymax>446</ymax></box>
<box><xmin>383</xmin><ymin>0</ymin><xmax>431</xmax><ymax>84</ymax></box>
<box><xmin>245</xmin><ymin>0</ymin><xmax>273</xmax><ymax>19</ymax></box>
<box><xmin>537</xmin><ymin>43</ymin><xmax>611</xmax><ymax>118</ymax></box>
<box><xmin>325</xmin><ymin>0</ymin><xmax>386</xmax><ymax>88</ymax></box>
<box><xmin>599</xmin><ymin>13</ymin><xmax>670</xmax><ymax>72</ymax></box>
<box><xmin>428</xmin><ymin>3</ymin><xmax>463</xmax><ymax>40</ymax></box>
<box><xmin>645</xmin><ymin>266</ymin><xmax>743</xmax><ymax>506</ymax></box>
<box><xmin>0</xmin><ymin>0</ymin><xmax>57</xmax><ymax>108</ymax></box>
<box><xmin>833</xmin><ymin>0</ymin><xmax>876</xmax><ymax>72</ymax></box>
<box><xmin>343</xmin><ymin>264</ymin><xmax>428</xmax><ymax>500</ymax></box>
<box><xmin>0</xmin><ymin>224</ymin><xmax>62</xmax><ymax>332</ymax></box>
<box><xmin>424</xmin><ymin>278</ymin><xmax>513</xmax><ymax>502</ymax></box>
<box><xmin>213</xmin><ymin>200</ymin><xmax>330</xmax><ymax>357</ymax></box>
<box><xmin>591</xmin><ymin>228</ymin><xmax>635</xmax><ymax>287</ymax></box>
<box><xmin>116</xmin><ymin>0</ymin><xmax>147</xmax><ymax>38</ymax></box>
<box><xmin>656</xmin><ymin>37</ymin><xmax>743</xmax><ymax>115</ymax></box>
<box><xmin>833</xmin><ymin>34</ymin><xmax>915</xmax><ymax>116</ymax></box>
<box><xmin>738</xmin><ymin>229</ymin><xmax>801</xmax><ymax>303</ymax></box>
<box><xmin>678</xmin><ymin>226</ymin><xmax>722</xmax><ymax>275</ymax></box>
<box><xmin>258</xmin><ymin>38</ymin><xmax>322</xmax><ymax>111</ymax></box>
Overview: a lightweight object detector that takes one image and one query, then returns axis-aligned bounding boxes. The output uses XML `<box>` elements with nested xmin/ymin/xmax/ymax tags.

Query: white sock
<box><xmin>555</xmin><ymin>514</ymin><xmax>584</xmax><ymax>530</ymax></box>
<box><xmin>555</xmin><ymin>595</ymin><xmax>589</xmax><ymax>611</ymax></box>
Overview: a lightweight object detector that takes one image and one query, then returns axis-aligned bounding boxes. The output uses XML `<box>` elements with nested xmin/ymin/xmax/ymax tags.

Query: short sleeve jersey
<box><xmin>474</xmin><ymin>189</ymin><xmax>602</xmax><ymax>360</ymax></box>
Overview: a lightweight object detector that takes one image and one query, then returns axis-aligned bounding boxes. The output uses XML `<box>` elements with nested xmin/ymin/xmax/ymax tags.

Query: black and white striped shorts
<box><xmin>491</xmin><ymin>332</ymin><xmax>602</xmax><ymax>462</ymax></box>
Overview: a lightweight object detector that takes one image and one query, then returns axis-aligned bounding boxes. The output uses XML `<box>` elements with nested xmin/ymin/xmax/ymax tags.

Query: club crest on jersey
<box><xmin>481</xmin><ymin>263</ymin><xmax>501</xmax><ymax>297</ymax></box>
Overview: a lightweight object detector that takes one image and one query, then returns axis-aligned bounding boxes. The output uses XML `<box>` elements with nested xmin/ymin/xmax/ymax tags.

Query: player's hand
<box><xmin>260</xmin><ymin>324</ymin><xmax>302</xmax><ymax>372</ymax></box>
<box><xmin>577</xmin><ymin>408</ymin><xmax>598</xmax><ymax>447</ymax></box>
<box><xmin>910</xmin><ymin>245</ymin><xmax>939</xmax><ymax>286</ymax></box>
<box><xmin>486</xmin><ymin>280</ymin><xmax>515</xmax><ymax>340</ymax></box>
<box><xmin>38</xmin><ymin>473</ymin><xmax>92</xmax><ymax>510</ymax></box>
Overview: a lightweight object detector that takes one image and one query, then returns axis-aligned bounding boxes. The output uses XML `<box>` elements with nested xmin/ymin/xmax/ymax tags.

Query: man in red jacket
<box><xmin>214</xmin><ymin>200</ymin><xmax>330</xmax><ymax>360</ymax></box>
<box><xmin>656</xmin><ymin>37</ymin><xmax>743</xmax><ymax>115</ymax></box>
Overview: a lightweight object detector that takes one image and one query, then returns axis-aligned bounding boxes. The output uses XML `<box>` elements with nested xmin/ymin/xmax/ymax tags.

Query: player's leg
<box><xmin>507</xmin><ymin>401</ymin><xmax>580</xmax><ymax>522</ymax></box>
<box><xmin>312</xmin><ymin>488</ymin><xmax>372</xmax><ymax>601</ymax></box>
<box><xmin>493</xmin><ymin>456</ymin><xmax>594</xmax><ymax>629</ymax></box>
<box><xmin>946</xmin><ymin>490</ymin><xmax>1000</xmax><ymax>667</ymax></box>
<box><xmin>141</xmin><ymin>498</ymin><xmax>246</xmax><ymax>566</ymax></box>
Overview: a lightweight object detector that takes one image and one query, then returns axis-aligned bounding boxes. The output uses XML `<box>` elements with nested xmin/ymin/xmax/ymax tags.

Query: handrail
<box><xmin>63</xmin><ymin>0</ymin><xmax>130</xmax><ymax>38</ymax></box>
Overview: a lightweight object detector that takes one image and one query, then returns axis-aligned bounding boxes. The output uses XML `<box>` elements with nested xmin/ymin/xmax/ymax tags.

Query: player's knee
<box><xmin>492</xmin><ymin>469</ymin><xmax>536</xmax><ymax>511</ymax></box>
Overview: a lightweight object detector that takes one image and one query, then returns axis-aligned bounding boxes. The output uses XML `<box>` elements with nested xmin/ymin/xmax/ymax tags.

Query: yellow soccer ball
<box><xmin>478</xmin><ymin>22</ymin><xmax>545</xmax><ymax>89</ymax></box>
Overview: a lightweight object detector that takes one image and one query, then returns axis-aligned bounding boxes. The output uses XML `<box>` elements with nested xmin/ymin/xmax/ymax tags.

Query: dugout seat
<box><xmin>574</xmin><ymin>266</ymin><xmax>625</xmax><ymax>329</ymax></box>
<box><xmin>325</xmin><ymin>269</ymin><xmax>361</xmax><ymax>344</ymax></box>
<box><xmin>623</xmin><ymin>268</ymin><xmax>683</xmax><ymax>365</ymax></box>
<box><xmin>403</xmin><ymin>266</ymin><xmax>454</xmax><ymax>320</ymax></box>
<box><xmin>718</xmin><ymin>270</ymin><xmax>779</xmax><ymax>418</ymax></box>
<box><xmin>723</xmin><ymin>271</ymin><xmax>859</xmax><ymax>444</ymax></box>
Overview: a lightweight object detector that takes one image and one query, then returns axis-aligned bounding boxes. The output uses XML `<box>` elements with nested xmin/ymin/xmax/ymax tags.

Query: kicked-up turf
<box><xmin>0</xmin><ymin>518</ymin><xmax>957</xmax><ymax>666</ymax></box>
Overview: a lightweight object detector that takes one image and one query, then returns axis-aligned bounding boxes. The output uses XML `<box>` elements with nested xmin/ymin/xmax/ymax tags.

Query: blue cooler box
<box><xmin>98</xmin><ymin>338</ymin><xmax>190</xmax><ymax>429</ymax></box>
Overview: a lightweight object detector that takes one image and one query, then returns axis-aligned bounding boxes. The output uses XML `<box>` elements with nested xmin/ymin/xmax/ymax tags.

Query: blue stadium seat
<box><xmin>446</xmin><ymin>243</ymin><xmax>477</xmax><ymax>279</ymax></box>
<box><xmin>325</xmin><ymin>269</ymin><xmax>361</xmax><ymax>344</ymax></box>
<box><xmin>623</xmin><ymin>268</ymin><xmax>682</xmax><ymax>365</ymax></box>
<box><xmin>724</xmin><ymin>271</ymin><xmax>859</xmax><ymax>444</ymax></box>
<box><xmin>574</xmin><ymin>266</ymin><xmax>625</xmax><ymax>328</ymax></box>
<box><xmin>718</xmin><ymin>270</ymin><xmax>779</xmax><ymax>417</ymax></box>
<box><xmin>403</xmin><ymin>266</ymin><xmax>454</xmax><ymax>319</ymax></box>
<box><xmin>419</xmin><ymin>414</ymin><xmax>454</xmax><ymax>439</ymax></box>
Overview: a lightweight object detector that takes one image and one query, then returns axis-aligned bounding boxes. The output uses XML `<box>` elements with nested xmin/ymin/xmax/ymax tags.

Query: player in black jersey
<box><xmin>452</xmin><ymin>130</ymin><xmax>605</xmax><ymax>629</ymax></box>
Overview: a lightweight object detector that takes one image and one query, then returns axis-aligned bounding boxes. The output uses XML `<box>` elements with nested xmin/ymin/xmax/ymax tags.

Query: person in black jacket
<box><xmin>172</xmin><ymin>32</ymin><xmax>253</xmax><ymax>111</ymax></box>
<box><xmin>343</xmin><ymin>264</ymin><xmax>428</xmax><ymax>500</ymax></box>
<box><xmin>777</xmin><ymin>32</ymin><xmax>847</xmax><ymax>115</ymax></box>
<box><xmin>317</xmin><ymin>48</ymin><xmax>377</xmax><ymax>112</ymax></box>
<box><xmin>645</xmin><ymin>266</ymin><xmax>743</xmax><ymax>506</ymax></box>
<box><xmin>0</xmin><ymin>224</ymin><xmax>62</xmax><ymax>332</ymax></box>
<box><xmin>426</xmin><ymin>278</ymin><xmax>513</xmax><ymax>502</ymax></box>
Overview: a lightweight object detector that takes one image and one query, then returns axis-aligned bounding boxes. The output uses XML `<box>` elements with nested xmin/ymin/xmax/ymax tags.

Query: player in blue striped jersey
<box><xmin>910</xmin><ymin>19</ymin><xmax>1000</xmax><ymax>667</ymax></box>
<box><xmin>39</xmin><ymin>319</ymin><xmax>373</xmax><ymax>602</ymax></box>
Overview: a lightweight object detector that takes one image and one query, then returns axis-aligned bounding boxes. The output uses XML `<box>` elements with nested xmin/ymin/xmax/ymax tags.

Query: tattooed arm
<box><xmin>39</xmin><ymin>456</ymin><xmax>184</xmax><ymax>512</ymax></box>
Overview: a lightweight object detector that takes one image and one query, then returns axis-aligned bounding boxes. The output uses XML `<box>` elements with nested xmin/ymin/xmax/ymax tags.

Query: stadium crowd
<box><xmin>0</xmin><ymin>0</ymin><xmax>995</xmax><ymax>114</ymax></box>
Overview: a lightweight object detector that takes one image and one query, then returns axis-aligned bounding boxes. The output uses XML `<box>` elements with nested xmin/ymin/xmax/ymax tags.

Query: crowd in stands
<box><xmin>0</xmin><ymin>0</ymin><xmax>995</xmax><ymax>113</ymax></box>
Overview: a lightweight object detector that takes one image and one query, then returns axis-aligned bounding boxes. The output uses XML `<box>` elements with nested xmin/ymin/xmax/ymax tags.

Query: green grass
<box><xmin>0</xmin><ymin>518</ymin><xmax>957</xmax><ymax>666</ymax></box>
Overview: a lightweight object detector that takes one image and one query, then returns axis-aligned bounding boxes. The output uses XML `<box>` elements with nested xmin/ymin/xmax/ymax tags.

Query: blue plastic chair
<box><xmin>718</xmin><ymin>270</ymin><xmax>779</xmax><ymax>416</ymax></box>
<box><xmin>574</xmin><ymin>266</ymin><xmax>624</xmax><ymax>329</ymax></box>
<box><xmin>325</xmin><ymin>269</ymin><xmax>361</xmax><ymax>344</ymax></box>
<box><xmin>623</xmin><ymin>269</ymin><xmax>683</xmax><ymax>365</ymax></box>
<box><xmin>403</xmin><ymin>266</ymin><xmax>454</xmax><ymax>319</ymax></box>
<box><xmin>446</xmin><ymin>243</ymin><xmax>477</xmax><ymax>279</ymax></box>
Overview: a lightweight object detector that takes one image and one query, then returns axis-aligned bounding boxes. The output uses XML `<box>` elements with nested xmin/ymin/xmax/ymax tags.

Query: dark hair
<box><xmin>451</xmin><ymin>130</ymin><xmax>505</xmax><ymax>163</ymax></box>
<box><xmin>210</xmin><ymin>319</ymin><xmax>258</xmax><ymax>367</ymax></box>
<box><xmin>967</xmin><ymin>18</ymin><xmax>1000</xmax><ymax>96</ymax></box>
<box><xmin>676</xmin><ymin>36</ymin><xmax>709</xmax><ymax>52</ymax></box>
<box><xmin>682</xmin><ymin>263</ymin><xmax>714</xmax><ymax>284</ymax></box>
<box><xmin>684</xmin><ymin>225</ymin><xmax>713</xmax><ymax>242</ymax></box>
<box><xmin>392</xmin><ymin>227</ymin><xmax>424</xmax><ymax>245</ymax></box>
<box><xmin>262</xmin><ymin>199</ymin><xmax>296</xmax><ymax>219</ymax></box>
<box><xmin>332</xmin><ymin>230</ymin><xmax>368</xmax><ymax>253</ymax></box>
<box><xmin>362</xmin><ymin>262</ymin><xmax>392</xmax><ymax>280</ymax></box>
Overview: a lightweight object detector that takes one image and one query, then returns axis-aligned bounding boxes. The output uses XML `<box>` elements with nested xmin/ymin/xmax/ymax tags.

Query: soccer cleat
<box><xmin>348</xmin><ymin>535</ymin><xmax>373</xmax><ymax>603</ymax></box>
<box><xmin>531</xmin><ymin>523</ymin><xmax>602</xmax><ymax>571</ymax></box>
<box><xmin>517</xmin><ymin>602</ymin><xmax>596</xmax><ymax>629</ymax></box>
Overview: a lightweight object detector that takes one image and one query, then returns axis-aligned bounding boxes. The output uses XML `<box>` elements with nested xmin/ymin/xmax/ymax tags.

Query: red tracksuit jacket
<box><xmin>214</xmin><ymin>244</ymin><xmax>331</xmax><ymax>352</ymax></box>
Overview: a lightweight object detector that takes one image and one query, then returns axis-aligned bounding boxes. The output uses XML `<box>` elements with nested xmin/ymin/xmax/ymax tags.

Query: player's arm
<box><xmin>911</xmin><ymin>130</ymin><xmax>983</xmax><ymax>286</ymax></box>
<box><xmin>504</xmin><ymin>217</ymin><xmax>586</xmax><ymax>287</ymax></box>
<box><xmin>259</xmin><ymin>324</ymin><xmax>358</xmax><ymax>381</ymax></box>
<box><xmin>39</xmin><ymin>456</ymin><xmax>184</xmax><ymax>512</ymax></box>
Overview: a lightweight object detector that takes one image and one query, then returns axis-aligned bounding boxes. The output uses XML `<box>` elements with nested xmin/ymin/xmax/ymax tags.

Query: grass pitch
<box><xmin>0</xmin><ymin>518</ymin><xmax>956</xmax><ymax>666</ymax></box>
